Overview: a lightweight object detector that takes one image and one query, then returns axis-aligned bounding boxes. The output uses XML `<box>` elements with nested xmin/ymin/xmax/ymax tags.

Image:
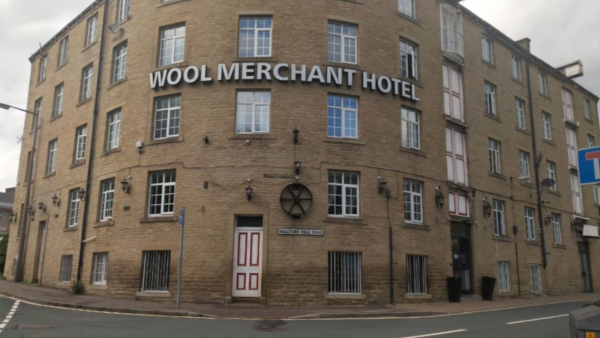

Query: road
<box><xmin>0</xmin><ymin>297</ymin><xmax>587</xmax><ymax>338</ymax></box>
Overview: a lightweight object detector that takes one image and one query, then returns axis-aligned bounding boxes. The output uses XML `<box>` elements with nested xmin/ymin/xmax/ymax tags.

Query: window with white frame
<box><xmin>53</xmin><ymin>83</ymin><xmax>64</xmax><ymax>117</ymax></box>
<box><xmin>59</xmin><ymin>255</ymin><xmax>73</xmax><ymax>282</ymax></box>
<box><xmin>38</xmin><ymin>56</ymin><xmax>47</xmax><ymax>83</ymax></box>
<box><xmin>92</xmin><ymin>253</ymin><xmax>108</xmax><ymax>286</ymax></box>
<box><xmin>552</xmin><ymin>213</ymin><xmax>562</xmax><ymax>245</ymax></box>
<box><xmin>512</xmin><ymin>55</ymin><xmax>522</xmax><ymax>81</ymax></box>
<box><xmin>404</xmin><ymin>179</ymin><xmax>423</xmax><ymax>224</ymax></box>
<box><xmin>493</xmin><ymin>200</ymin><xmax>506</xmax><ymax>236</ymax></box>
<box><xmin>100</xmin><ymin>178</ymin><xmax>115</xmax><ymax>221</ymax></box>
<box><xmin>571</xmin><ymin>173</ymin><xmax>583</xmax><ymax>215</ymax></box>
<box><xmin>159</xmin><ymin>25</ymin><xmax>186</xmax><ymax>67</ymax></box>
<box><xmin>85</xmin><ymin>15</ymin><xmax>98</xmax><ymax>47</ymax></box>
<box><xmin>328</xmin><ymin>95</ymin><xmax>358</xmax><ymax>139</ymax></box>
<box><xmin>443</xmin><ymin>65</ymin><xmax>464</xmax><ymax>121</ymax></box>
<box><xmin>566</xmin><ymin>127</ymin><xmax>578</xmax><ymax>168</ymax></box>
<box><xmin>482</xmin><ymin>35</ymin><xmax>493</xmax><ymax>64</ymax></box>
<box><xmin>141</xmin><ymin>251</ymin><xmax>170</xmax><ymax>292</ymax></box>
<box><xmin>398</xmin><ymin>0</ymin><xmax>415</xmax><ymax>18</ymax></box>
<box><xmin>239</xmin><ymin>17</ymin><xmax>272</xmax><ymax>58</ymax></box>
<box><xmin>328</xmin><ymin>251</ymin><xmax>362</xmax><ymax>295</ymax></box>
<box><xmin>236</xmin><ymin>91</ymin><xmax>270</xmax><ymax>134</ymax></box>
<box><xmin>117</xmin><ymin>0</ymin><xmax>131</xmax><ymax>23</ymax></box>
<box><xmin>525</xmin><ymin>207</ymin><xmax>536</xmax><ymax>241</ymax></box>
<box><xmin>497</xmin><ymin>262</ymin><xmax>511</xmax><ymax>293</ymax></box>
<box><xmin>538</xmin><ymin>72</ymin><xmax>548</xmax><ymax>96</ymax></box>
<box><xmin>154</xmin><ymin>96</ymin><xmax>181</xmax><ymax>139</ymax></box>
<box><xmin>33</xmin><ymin>98</ymin><xmax>42</xmax><ymax>130</ymax></box>
<box><xmin>67</xmin><ymin>188</ymin><xmax>80</xmax><ymax>227</ymax></box>
<box><xmin>148</xmin><ymin>171</ymin><xmax>176</xmax><ymax>216</ymax></box>
<box><xmin>488</xmin><ymin>138</ymin><xmax>501</xmax><ymax>174</ymax></box>
<box><xmin>446</xmin><ymin>128</ymin><xmax>467</xmax><ymax>185</ymax></box>
<box><xmin>400</xmin><ymin>40</ymin><xmax>418</xmax><ymax>79</ymax></box>
<box><xmin>562</xmin><ymin>89</ymin><xmax>574</xmax><ymax>122</ymax></box>
<box><xmin>449</xmin><ymin>192</ymin><xmax>469</xmax><ymax>217</ymax></box>
<box><xmin>75</xmin><ymin>125</ymin><xmax>87</xmax><ymax>162</ymax></box>
<box><xmin>594</xmin><ymin>184</ymin><xmax>600</xmax><ymax>205</ymax></box>
<box><xmin>113</xmin><ymin>42</ymin><xmax>127</xmax><ymax>83</ymax></box>
<box><xmin>406</xmin><ymin>255</ymin><xmax>427</xmax><ymax>295</ymax></box>
<box><xmin>519</xmin><ymin>151</ymin><xmax>531</xmax><ymax>182</ymax></box>
<box><xmin>440</xmin><ymin>4</ymin><xmax>464</xmax><ymax>58</ymax></box>
<box><xmin>584</xmin><ymin>98</ymin><xmax>591</xmax><ymax>120</ymax></box>
<box><xmin>515</xmin><ymin>98</ymin><xmax>526</xmax><ymax>130</ymax></box>
<box><xmin>328</xmin><ymin>22</ymin><xmax>357</xmax><ymax>64</ymax></box>
<box><xmin>58</xmin><ymin>37</ymin><xmax>68</xmax><ymax>67</ymax></box>
<box><xmin>328</xmin><ymin>171</ymin><xmax>360</xmax><ymax>217</ymax></box>
<box><xmin>484</xmin><ymin>82</ymin><xmax>497</xmax><ymax>116</ymax></box>
<box><xmin>546</xmin><ymin>161</ymin><xmax>557</xmax><ymax>191</ymax></box>
<box><xmin>542</xmin><ymin>112</ymin><xmax>552</xmax><ymax>140</ymax></box>
<box><xmin>530</xmin><ymin>264</ymin><xmax>543</xmax><ymax>294</ymax></box>
<box><xmin>401</xmin><ymin>108</ymin><xmax>420</xmax><ymax>150</ymax></box>
<box><xmin>106</xmin><ymin>110</ymin><xmax>121</xmax><ymax>151</ymax></box>
<box><xmin>47</xmin><ymin>139</ymin><xmax>57</xmax><ymax>174</ymax></box>
<box><xmin>81</xmin><ymin>64</ymin><xmax>94</xmax><ymax>101</ymax></box>
<box><xmin>588</xmin><ymin>134</ymin><xmax>595</xmax><ymax>148</ymax></box>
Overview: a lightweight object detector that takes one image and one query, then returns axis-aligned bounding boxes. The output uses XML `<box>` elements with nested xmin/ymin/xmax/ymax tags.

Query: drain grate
<box><xmin>254</xmin><ymin>320</ymin><xmax>286</xmax><ymax>332</ymax></box>
<box><xmin>17</xmin><ymin>323</ymin><xmax>54</xmax><ymax>330</ymax></box>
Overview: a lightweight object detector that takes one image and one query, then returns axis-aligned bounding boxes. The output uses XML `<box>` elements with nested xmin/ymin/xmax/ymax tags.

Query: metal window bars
<box><xmin>407</xmin><ymin>255</ymin><xmax>427</xmax><ymax>295</ymax></box>
<box><xmin>141</xmin><ymin>251</ymin><xmax>170</xmax><ymax>292</ymax></box>
<box><xmin>59</xmin><ymin>255</ymin><xmax>73</xmax><ymax>282</ymax></box>
<box><xmin>328</xmin><ymin>252</ymin><xmax>362</xmax><ymax>295</ymax></box>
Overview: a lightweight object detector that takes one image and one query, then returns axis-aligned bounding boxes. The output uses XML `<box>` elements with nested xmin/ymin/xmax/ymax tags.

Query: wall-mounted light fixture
<box><xmin>293</xmin><ymin>126</ymin><xmax>300</xmax><ymax>144</ymax></box>
<box><xmin>121</xmin><ymin>178</ymin><xmax>131</xmax><ymax>194</ymax></box>
<box><xmin>79</xmin><ymin>188</ymin><xmax>86</xmax><ymax>201</ymax></box>
<box><xmin>246</xmin><ymin>187</ymin><xmax>253</xmax><ymax>201</ymax></box>
<box><xmin>483</xmin><ymin>197</ymin><xmax>492</xmax><ymax>218</ymax></box>
<box><xmin>203</xmin><ymin>136</ymin><xmax>210</xmax><ymax>145</ymax></box>
<box><xmin>294</xmin><ymin>161</ymin><xmax>302</xmax><ymax>175</ymax></box>
<box><xmin>26</xmin><ymin>205</ymin><xmax>33</xmax><ymax>215</ymax></box>
<box><xmin>377</xmin><ymin>177</ymin><xmax>387</xmax><ymax>195</ymax></box>
<box><xmin>435</xmin><ymin>187</ymin><xmax>445</xmax><ymax>209</ymax></box>
<box><xmin>10</xmin><ymin>211</ymin><xmax>16</xmax><ymax>224</ymax></box>
<box><xmin>38</xmin><ymin>202</ymin><xmax>46</xmax><ymax>212</ymax></box>
<box><xmin>52</xmin><ymin>194</ymin><xmax>60</xmax><ymax>206</ymax></box>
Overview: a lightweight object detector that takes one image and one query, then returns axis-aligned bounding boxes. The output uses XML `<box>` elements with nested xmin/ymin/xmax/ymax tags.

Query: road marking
<box><xmin>398</xmin><ymin>329</ymin><xmax>467</xmax><ymax>338</ymax></box>
<box><xmin>0</xmin><ymin>300</ymin><xmax>20</xmax><ymax>333</ymax></box>
<box><xmin>507</xmin><ymin>314</ymin><xmax>568</xmax><ymax>325</ymax></box>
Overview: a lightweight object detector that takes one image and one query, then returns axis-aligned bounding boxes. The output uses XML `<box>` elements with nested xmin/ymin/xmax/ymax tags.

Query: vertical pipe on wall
<box><xmin>387</xmin><ymin>194</ymin><xmax>394</xmax><ymax>303</ymax></box>
<box><xmin>77</xmin><ymin>0</ymin><xmax>110</xmax><ymax>282</ymax></box>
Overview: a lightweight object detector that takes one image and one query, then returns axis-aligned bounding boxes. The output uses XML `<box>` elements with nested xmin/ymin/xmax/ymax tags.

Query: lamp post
<box><xmin>1</xmin><ymin>103</ymin><xmax>39</xmax><ymax>282</ymax></box>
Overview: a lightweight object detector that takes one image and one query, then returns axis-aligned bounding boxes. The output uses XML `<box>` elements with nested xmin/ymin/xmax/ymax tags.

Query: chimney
<box><xmin>516</xmin><ymin>38</ymin><xmax>531</xmax><ymax>52</ymax></box>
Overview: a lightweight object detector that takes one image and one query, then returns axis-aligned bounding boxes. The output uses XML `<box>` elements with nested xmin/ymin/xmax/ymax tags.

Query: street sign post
<box><xmin>177</xmin><ymin>208</ymin><xmax>185</xmax><ymax>309</ymax></box>
<box><xmin>578</xmin><ymin>147</ymin><xmax>600</xmax><ymax>185</ymax></box>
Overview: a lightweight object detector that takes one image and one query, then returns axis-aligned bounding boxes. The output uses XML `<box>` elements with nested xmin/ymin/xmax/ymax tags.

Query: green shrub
<box><xmin>71</xmin><ymin>280</ymin><xmax>85</xmax><ymax>295</ymax></box>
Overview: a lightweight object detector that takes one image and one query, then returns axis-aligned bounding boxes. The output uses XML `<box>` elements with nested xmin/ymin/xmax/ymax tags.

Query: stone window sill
<box><xmin>538</xmin><ymin>93</ymin><xmax>552</xmax><ymax>101</ymax></box>
<box><xmin>50</xmin><ymin>114</ymin><xmax>62</xmax><ymax>123</ymax></box>
<box><xmin>36</xmin><ymin>78</ymin><xmax>46</xmax><ymax>87</ymax></box>
<box><xmin>157</xmin><ymin>0</ymin><xmax>189</xmax><ymax>8</ymax></box>
<box><xmin>57</xmin><ymin>62</ymin><xmax>69</xmax><ymax>72</ymax></box>
<box><xmin>564</xmin><ymin>119</ymin><xmax>579</xmax><ymax>129</ymax></box>
<box><xmin>229</xmin><ymin>134</ymin><xmax>275</xmax><ymax>140</ymax></box>
<box><xmin>233</xmin><ymin>57</ymin><xmax>278</xmax><ymax>63</ymax></box>
<box><xmin>444</xmin><ymin>116</ymin><xmax>468</xmax><ymax>129</ymax></box>
<box><xmin>63</xmin><ymin>226</ymin><xmax>78</xmax><ymax>232</ymax></box>
<box><xmin>108</xmin><ymin>77</ymin><xmax>127</xmax><ymax>90</ymax></box>
<box><xmin>396</xmin><ymin>12</ymin><xmax>421</xmax><ymax>27</ymax></box>
<box><xmin>543</xmin><ymin>139</ymin><xmax>556</xmax><ymax>147</ymax></box>
<box><xmin>89</xmin><ymin>284</ymin><xmax>107</xmax><ymax>290</ymax></box>
<box><xmin>56</xmin><ymin>282</ymin><xmax>71</xmax><ymax>287</ymax></box>
<box><xmin>485</xmin><ymin>113</ymin><xmax>502</xmax><ymax>123</ymax></box>
<box><xmin>326</xmin><ymin>294</ymin><xmax>365</xmax><ymax>300</ymax></box>
<box><xmin>77</xmin><ymin>97</ymin><xmax>93</xmax><ymax>108</ymax></box>
<box><xmin>94</xmin><ymin>220</ymin><xmax>114</xmax><ymax>228</ymax></box>
<box><xmin>405</xmin><ymin>294</ymin><xmax>432</xmax><ymax>300</ymax></box>
<box><xmin>324</xmin><ymin>138</ymin><xmax>366</xmax><ymax>145</ymax></box>
<box><xmin>81</xmin><ymin>40</ymin><xmax>98</xmax><ymax>53</ymax></box>
<box><xmin>526</xmin><ymin>240</ymin><xmax>541</xmax><ymax>246</ymax></box>
<box><xmin>323</xmin><ymin>217</ymin><xmax>365</xmax><ymax>225</ymax></box>
<box><xmin>481</xmin><ymin>60</ymin><xmax>497</xmax><ymax>70</ymax></box>
<box><xmin>489</xmin><ymin>172</ymin><xmax>507</xmax><ymax>181</ymax></box>
<box><xmin>402</xmin><ymin>223</ymin><xmax>430</xmax><ymax>231</ymax></box>
<box><xmin>519</xmin><ymin>181</ymin><xmax>535</xmax><ymax>189</ymax></box>
<box><xmin>136</xmin><ymin>291</ymin><xmax>171</xmax><ymax>298</ymax></box>
<box><xmin>493</xmin><ymin>235</ymin><xmax>512</xmax><ymax>242</ymax></box>
<box><xmin>154</xmin><ymin>61</ymin><xmax>188</xmax><ymax>73</ymax></box>
<box><xmin>511</xmin><ymin>77</ymin><xmax>526</xmax><ymax>87</ymax></box>
<box><xmin>140</xmin><ymin>216</ymin><xmax>178</xmax><ymax>223</ymax></box>
<box><xmin>547</xmin><ymin>190</ymin><xmax>561</xmax><ymax>196</ymax></box>
<box><xmin>102</xmin><ymin>147</ymin><xmax>121</xmax><ymax>157</ymax></box>
<box><xmin>148</xmin><ymin>136</ymin><xmax>184</xmax><ymax>146</ymax></box>
<box><xmin>399</xmin><ymin>147</ymin><xmax>427</xmax><ymax>158</ymax></box>
<box><xmin>43</xmin><ymin>172</ymin><xmax>56</xmax><ymax>179</ymax></box>
<box><xmin>70</xmin><ymin>160</ymin><xmax>86</xmax><ymax>169</ymax></box>
<box><xmin>584</xmin><ymin>118</ymin><xmax>594</xmax><ymax>125</ymax></box>
<box><xmin>322</xmin><ymin>61</ymin><xmax>362</xmax><ymax>71</ymax></box>
<box><xmin>516</xmin><ymin>127</ymin><xmax>531</xmax><ymax>136</ymax></box>
<box><xmin>553</xmin><ymin>244</ymin><xmax>566</xmax><ymax>250</ymax></box>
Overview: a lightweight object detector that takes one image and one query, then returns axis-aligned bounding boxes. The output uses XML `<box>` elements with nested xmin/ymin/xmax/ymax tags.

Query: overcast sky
<box><xmin>0</xmin><ymin>0</ymin><xmax>598</xmax><ymax>192</ymax></box>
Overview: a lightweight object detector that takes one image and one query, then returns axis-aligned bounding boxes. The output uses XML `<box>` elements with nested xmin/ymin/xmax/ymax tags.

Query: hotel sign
<box><xmin>278</xmin><ymin>229</ymin><xmax>324</xmax><ymax>236</ymax></box>
<box><xmin>150</xmin><ymin>62</ymin><xmax>419</xmax><ymax>102</ymax></box>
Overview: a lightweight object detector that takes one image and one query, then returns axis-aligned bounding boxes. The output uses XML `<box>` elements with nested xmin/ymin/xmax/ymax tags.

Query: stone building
<box><xmin>5</xmin><ymin>0</ymin><xmax>599</xmax><ymax>305</ymax></box>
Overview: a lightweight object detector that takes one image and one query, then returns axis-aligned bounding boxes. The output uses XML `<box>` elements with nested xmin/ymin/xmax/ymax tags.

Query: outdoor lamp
<box><xmin>79</xmin><ymin>187</ymin><xmax>86</xmax><ymax>201</ymax></box>
<box><xmin>294</xmin><ymin>161</ymin><xmax>302</xmax><ymax>175</ymax></box>
<box><xmin>26</xmin><ymin>205</ymin><xmax>33</xmax><ymax>215</ymax></box>
<box><xmin>378</xmin><ymin>177</ymin><xmax>387</xmax><ymax>195</ymax></box>
<box><xmin>38</xmin><ymin>202</ymin><xmax>46</xmax><ymax>211</ymax></box>
<box><xmin>52</xmin><ymin>194</ymin><xmax>60</xmax><ymax>206</ymax></box>
<box><xmin>10</xmin><ymin>211</ymin><xmax>16</xmax><ymax>223</ymax></box>
<box><xmin>246</xmin><ymin>187</ymin><xmax>253</xmax><ymax>201</ymax></box>
<box><xmin>293</xmin><ymin>126</ymin><xmax>300</xmax><ymax>144</ymax></box>
<box><xmin>121</xmin><ymin>178</ymin><xmax>131</xmax><ymax>194</ymax></box>
<box><xmin>483</xmin><ymin>198</ymin><xmax>492</xmax><ymax>218</ymax></box>
<box><xmin>203</xmin><ymin>136</ymin><xmax>210</xmax><ymax>145</ymax></box>
<box><xmin>435</xmin><ymin>187</ymin><xmax>445</xmax><ymax>209</ymax></box>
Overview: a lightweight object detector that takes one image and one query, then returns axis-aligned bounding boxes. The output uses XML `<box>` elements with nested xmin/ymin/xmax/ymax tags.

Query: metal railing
<box><xmin>328</xmin><ymin>252</ymin><xmax>362</xmax><ymax>295</ymax></box>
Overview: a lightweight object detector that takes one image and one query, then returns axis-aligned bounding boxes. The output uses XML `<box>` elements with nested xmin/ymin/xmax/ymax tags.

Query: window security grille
<box><xmin>59</xmin><ymin>255</ymin><xmax>73</xmax><ymax>282</ymax></box>
<box><xmin>530</xmin><ymin>264</ymin><xmax>543</xmax><ymax>294</ymax></box>
<box><xmin>406</xmin><ymin>255</ymin><xmax>427</xmax><ymax>294</ymax></box>
<box><xmin>328</xmin><ymin>252</ymin><xmax>362</xmax><ymax>295</ymax></box>
<box><xmin>141</xmin><ymin>251</ymin><xmax>170</xmax><ymax>292</ymax></box>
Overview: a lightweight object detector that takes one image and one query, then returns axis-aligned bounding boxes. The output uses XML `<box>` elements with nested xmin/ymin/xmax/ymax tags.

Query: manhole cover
<box><xmin>254</xmin><ymin>320</ymin><xmax>286</xmax><ymax>332</ymax></box>
<box><xmin>17</xmin><ymin>323</ymin><xmax>54</xmax><ymax>330</ymax></box>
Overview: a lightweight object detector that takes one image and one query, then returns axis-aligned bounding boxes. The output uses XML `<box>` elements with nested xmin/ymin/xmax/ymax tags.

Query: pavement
<box><xmin>0</xmin><ymin>281</ymin><xmax>596</xmax><ymax>320</ymax></box>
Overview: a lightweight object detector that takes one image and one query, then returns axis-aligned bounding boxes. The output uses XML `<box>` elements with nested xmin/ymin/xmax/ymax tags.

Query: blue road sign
<box><xmin>578</xmin><ymin>147</ymin><xmax>600</xmax><ymax>185</ymax></box>
<box><xmin>178</xmin><ymin>207</ymin><xmax>185</xmax><ymax>226</ymax></box>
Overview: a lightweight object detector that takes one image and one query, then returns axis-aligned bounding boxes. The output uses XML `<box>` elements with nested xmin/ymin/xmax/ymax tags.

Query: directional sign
<box><xmin>578</xmin><ymin>147</ymin><xmax>600</xmax><ymax>185</ymax></box>
<box><xmin>178</xmin><ymin>208</ymin><xmax>185</xmax><ymax>227</ymax></box>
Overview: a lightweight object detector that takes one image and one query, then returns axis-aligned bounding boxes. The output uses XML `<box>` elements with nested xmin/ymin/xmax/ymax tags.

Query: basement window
<box><xmin>328</xmin><ymin>252</ymin><xmax>362</xmax><ymax>295</ymax></box>
<box><xmin>59</xmin><ymin>255</ymin><xmax>73</xmax><ymax>282</ymax></box>
<box><xmin>141</xmin><ymin>251</ymin><xmax>170</xmax><ymax>292</ymax></box>
<box><xmin>406</xmin><ymin>255</ymin><xmax>427</xmax><ymax>295</ymax></box>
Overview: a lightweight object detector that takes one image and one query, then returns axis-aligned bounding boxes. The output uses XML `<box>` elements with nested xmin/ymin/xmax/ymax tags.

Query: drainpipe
<box><xmin>77</xmin><ymin>0</ymin><xmax>109</xmax><ymax>282</ymax></box>
<box><xmin>525</xmin><ymin>57</ymin><xmax>548</xmax><ymax>269</ymax></box>
<box><xmin>386</xmin><ymin>191</ymin><xmax>394</xmax><ymax>304</ymax></box>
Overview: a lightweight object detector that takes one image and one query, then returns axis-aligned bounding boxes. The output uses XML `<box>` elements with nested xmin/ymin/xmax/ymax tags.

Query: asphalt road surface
<box><xmin>0</xmin><ymin>297</ymin><xmax>588</xmax><ymax>338</ymax></box>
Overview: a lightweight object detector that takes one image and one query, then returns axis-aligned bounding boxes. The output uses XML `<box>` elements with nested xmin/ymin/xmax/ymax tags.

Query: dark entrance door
<box><xmin>451</xmin><ymin>222</ymin><xmax>473</xmax><ymax>294</ymax></box>
<box><xmin>578</xmin><ymin>242</ymin><xmax>593</xmax><ymax>293</ymax></box>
